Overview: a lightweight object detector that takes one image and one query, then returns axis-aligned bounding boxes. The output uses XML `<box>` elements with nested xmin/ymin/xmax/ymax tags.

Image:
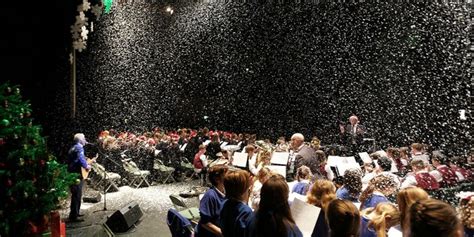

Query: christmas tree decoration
<box><xmin>103</xmin><ymin>0</ymin><xmax>113</xmax><ymax>13</ymax></box>
<box><xmin>1</xmin><ymin>119</ymin><xmax>10</xmax><ymax>127</ymax></box>
<box><xmin>0</xmin><ymin>82</ymin><xmax>76</xmax><ymax>236</ymax></box>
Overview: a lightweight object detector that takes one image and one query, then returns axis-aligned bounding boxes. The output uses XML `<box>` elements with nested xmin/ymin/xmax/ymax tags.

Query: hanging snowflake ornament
<box><xmin>69</xmin><ymin>53</ymin><xmax>74</xmax><ymax>64</ymax></box>
<box><xmin>82</xmin><ymin>0</ymin><xmax>91</xmax><ymax>11</ymax></box>
<box><xmin>91</xmin><ymin>4</ymin><xmax>103</xmax><ymax>19</ymax></box>
<box><xmin>81</xmin><ymin>25</ymin><xmax>89</xmax><ymax>40</ymax></box>
<box><xmin>73</xmin><ymin>40</ymin><xmax>86</xmax><ymax>52</ymax></box>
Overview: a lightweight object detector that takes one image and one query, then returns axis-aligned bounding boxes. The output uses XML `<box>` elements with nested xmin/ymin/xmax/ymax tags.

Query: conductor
<box><xmin>339</xmin><ymin>115</ymin><xmax>366</xmax><ymax>154</ymax></box>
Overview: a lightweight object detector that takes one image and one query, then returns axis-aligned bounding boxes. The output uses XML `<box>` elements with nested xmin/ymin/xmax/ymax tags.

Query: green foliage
<box><xmin>0</xmin><ymin>82</ymin><xmax>77</xmax><ymax>236</ymax></box>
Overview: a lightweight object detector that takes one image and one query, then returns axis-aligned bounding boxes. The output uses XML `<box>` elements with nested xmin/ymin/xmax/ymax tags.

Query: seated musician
<box><xmin>194</xmin><ymin>144</ymin><xmax>209</xmax><ymax>186</ymax></box>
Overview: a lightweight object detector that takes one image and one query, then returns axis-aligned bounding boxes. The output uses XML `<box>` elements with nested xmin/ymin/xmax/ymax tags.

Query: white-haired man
<box><xmin>67</xmin><ymin>133</ymin><xmax>91</xmax><ymax>222</ymax></box>
<box><xmin>340</xmin><ymin>115</ymin><xmax>366</xmax><ymax>154</ymax></box>
<box><xmin>289</xmin><ymin>133</ymin><xmax>320</xmax><ymax>180</ymax></box>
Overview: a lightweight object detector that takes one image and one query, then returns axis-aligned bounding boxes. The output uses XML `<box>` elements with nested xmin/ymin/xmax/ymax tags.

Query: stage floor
<box><xmin>61</xmin><ymin>180</ymin><xmax>202</xmax><ymax>237</ymax></box>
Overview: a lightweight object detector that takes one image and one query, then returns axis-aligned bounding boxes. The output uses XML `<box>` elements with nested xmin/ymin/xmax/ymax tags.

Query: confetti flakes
<box><xmin>49</xmin><ymin>2</ymin><xmax>471</xmax><ymax>156</ymax></box>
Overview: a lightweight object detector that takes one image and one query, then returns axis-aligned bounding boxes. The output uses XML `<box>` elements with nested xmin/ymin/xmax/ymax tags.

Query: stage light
<box><xmin>166</xmin><ymin>6</ymin><xmax>174</xmax><ymax>15</ymax></box>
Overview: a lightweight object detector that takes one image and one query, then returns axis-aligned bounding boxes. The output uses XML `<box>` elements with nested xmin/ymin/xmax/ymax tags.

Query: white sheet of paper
<box><xmin>220</xmin><ymin>142</ymin><xmax>228</xmax><ymax>149</ymax></box>
<box><xmin>376</xmin><ymin>150</ymin><xmax>388</xmax><ymax>157</ymax></box>
<box><xmin>387</xmin><ymin>225</ymin><xmax>403</xmax><ymax>237</ymax></box>
<box><xmin>154</xmin><ymin>150</ymin><xmax>162</xmax><ymax>156</ymax></box>
<box><xmin>336</xmin><ymin>163</ymin><xmax>361</xmax><ymax>177</ymax></box>
<box><xmin>390</xmin><ymin>158</ymin><xmax>399</xmax><ymax>173</ymax></box>
<box><xmin>352</xmin><ymin>202</ymin><xmax>361</xmax><ymax>209</ymax></box>
<box><xmin>290</xmin><ymin>197</ymin><xmax>320</xmax><ymax>237</ymax></box>
<box><xmin>266</xmin><ymin>165</ymin><xmax>287</xmax><ymax>178</ymax></box>
<box><xmin>180</xmin><ymin>143</ymin><xmax>188</xmax><ymax>151</ymax></box>
<box><xmin>289</xmin><ymin>192</ymin><xmax>308</xmax><ymax>203</ymax></box>
<box><xmin>327</xmin><ymin>156</ymin><xmax>340</xmax><ymax>167</ymax></box>
<box><xmin>203</xmin><ymin>140</ymin><xmax>211</xmax><ymax>146</ymax></box>
<box><xmin>271</xmin><ymin>152</ymin><xmax>290</xmax><ymax>165</ymax></box>
<box><xmin>359</xmin><ymin>152</ymin><xmax>372</xmax><ymax>163</ymax></box>
<box><xmin>232</xmin><ymin>152</ymin><xmax>248</xmax><ymax>168</ymax></box>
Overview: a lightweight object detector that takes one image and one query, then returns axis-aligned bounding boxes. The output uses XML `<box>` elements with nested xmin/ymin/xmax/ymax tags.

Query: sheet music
<box><xmin>232</xmin><ymin>152</ymin><xmax>248</xmax><ymax>168</ymax></box>
<box><xmin>220</xmin><ymin>142</ymin><xmax>228</xmax><ymax>149</ymax></box>
<box><xmin>327</xmin><ymin>156</ymin><xmax>340</xmax><ymax>167</ymax></box>
<box><xmin>290</xmin><ymin>197</ymin><xmax>321</xmax><ymax>237</ymax></box>
<box><xmin>266</xmin><ymin>165</ymin><xmax>287</xmax><ymax>178</ymax></box>
<box><xmin>352</xmin><ymin>202</ymin><xmax>361</xmax><ymax>209</ymax></box>
<box><xmin>328</xmin><ymin>156</ymin><xmax>360</xmax><ymax>176</ymax></box>
<box><xmin>271</xmin><ymin>152</ymin><xmax>290</xmax><ymax>165</ymax></box>
<box><xmin>203</xmin><ymin>140</ymin><xmax>211</xmax><ymax>146</ymax></box>
<box><xmin>359</xmin><ymin>152</ymin><xmax>372</xmax><ymax>163</ymax></box>
<box><xmin>179</xmin><ymin>143</ymin><xmax>187</xmax><ymax>151</ymax></box>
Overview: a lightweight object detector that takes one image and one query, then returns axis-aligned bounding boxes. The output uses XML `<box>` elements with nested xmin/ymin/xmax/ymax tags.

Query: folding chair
<box><xmin>154</xmin><ymin>159</ymin><xmax>176</xmax><ymax>184</ymax></box>
<box><xmin>167</xmin><ymin>209</ymin><xmax>194</xmax><ymax>237</ymax></box>
<box><xmin>169</xmin><ymin>194</ymin><xmax>200</xmax><ymax>223</ymax></box>
<box><xmin>122</xmin><ymin>160</ymin><xmax>151</xmax><ymax>188</ymax></box>
<box><xmin>91</xmin><ymin>162</ymin><xmax>121</xmax><ymax>193</ymax></box>
<box><xmin>180</xmin><ymin>158</ymin><xmax>196</xmax><ymax>181</ymax></box>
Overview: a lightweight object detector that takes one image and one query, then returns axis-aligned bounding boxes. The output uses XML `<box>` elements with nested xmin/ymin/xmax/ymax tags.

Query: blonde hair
<box><xmin>307</xmin><ymin>179</ymin><xmax>336</xmax><ymax>211</ymax></box>
<box><xmin>460</xmin><ymin>196</ymin><xmax>474</xmax><ymax>229</ymax></box>
<box><xmin>361</xmin><ymin>203</ymin><xmax>400</xmax><ymax>237</ymax></box>
<box><xmin>256</xmin><ymin>167</ymin><xmax>272</xmax><ymax>183</ymax></box>
<box><xmin>397</xmin><ymin>187</ymin><xmax>429</xmax><ymax>230</ymax></box>
<box><xmin>296</xmin><ymin>165</ymin><xmax>312</xmax><ymax>182</ymax></box>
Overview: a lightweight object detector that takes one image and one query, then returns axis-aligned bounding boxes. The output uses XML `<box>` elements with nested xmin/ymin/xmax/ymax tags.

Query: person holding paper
<box><xmin>307</xmin><ymin>180</ymin><xmax>337</xmax><ymax>237</ymax></box>
<box><xmin>290</xmin><ymin>133</ymin><xmax>320</xmax><ymax>178</ymax></box>
<box><xmin>248</xmin><ymin>174</ymin><xmax>303</xmax><ymax>237</ymax></box>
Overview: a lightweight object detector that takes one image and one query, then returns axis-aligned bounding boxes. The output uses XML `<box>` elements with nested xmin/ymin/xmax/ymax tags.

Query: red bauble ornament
<box><xmin>39</xmin><ymin>160</ymin><xmax>45</xmax><ymax>166</ymax></box>
<box><xmin>6</xmin><ymin>179</ymin><xmax>12</xmax><ymax>187</ymax></box>
<box><xmin>0</xmin><ymin>138</ymin><xmax>4</xmax><ymax>145</ymax></box>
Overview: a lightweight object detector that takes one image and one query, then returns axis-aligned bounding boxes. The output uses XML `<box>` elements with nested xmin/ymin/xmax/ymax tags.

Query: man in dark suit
<box><xmin>289</xmin><ymin>133</ymin><xmax>321</xmax><ymax>179</ymax></box>
<box><xmin>340</xmin><ymin>115</ymin><xmax>366</xmax><ymax>154</ymax></box>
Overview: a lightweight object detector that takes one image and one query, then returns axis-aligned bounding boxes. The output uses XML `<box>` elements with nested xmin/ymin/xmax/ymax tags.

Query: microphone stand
<box><xmin>94</xmin><ymin>149</ymin><xmax>123</xmax><ymax>212</ymax></box>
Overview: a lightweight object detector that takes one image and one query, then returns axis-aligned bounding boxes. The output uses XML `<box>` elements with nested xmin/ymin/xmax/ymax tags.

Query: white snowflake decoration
<box><xmin>91</xmin><ymin>4</ymin><xmax>103</xmax><ymax>19</ymax></box>
<box><xmin>81</xmin><ymin>25</ymin><xmax>89</xmax><ymax>40</ymax></box>
<box><xmin>82</xmin><ymin>0</ymin><xmax>91</xmax><ymax>11</ymax></box>
<box><xmin>73</xmin><ymin>40</ymin><xmax>87</xmax><ymax>52</ymax></box>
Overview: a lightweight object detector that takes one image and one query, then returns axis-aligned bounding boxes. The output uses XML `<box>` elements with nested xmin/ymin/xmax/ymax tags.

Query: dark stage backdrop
<box><xmin>4</xmin><ymin>1</ymin><xmax>471</xmax><ymax>156</ymax></box>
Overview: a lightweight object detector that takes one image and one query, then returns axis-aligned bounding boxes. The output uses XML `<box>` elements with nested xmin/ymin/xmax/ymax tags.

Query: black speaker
<box><xmin>106</xmin><ymin>201</ymin><xmax>143</xmax><ymax>233</ymax></box>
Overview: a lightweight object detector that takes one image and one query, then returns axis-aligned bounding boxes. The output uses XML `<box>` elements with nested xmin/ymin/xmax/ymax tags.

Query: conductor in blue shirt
<box><xmin>67</xmin><ymin>133</ymin><xmax>91</xmax><ymax>222</ymax></box>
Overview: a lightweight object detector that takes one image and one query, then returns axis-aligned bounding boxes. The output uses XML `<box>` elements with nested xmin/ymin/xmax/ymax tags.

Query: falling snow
<box><xmin>46</xmin><ymin>2</ymin><xmax>470</xmax><ymax>158</ymax></box>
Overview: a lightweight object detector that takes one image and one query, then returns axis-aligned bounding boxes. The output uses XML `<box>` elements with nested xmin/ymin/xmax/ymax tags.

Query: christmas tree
<box><xmin>0</xmin><ymin>82</ymin><xmax>76</xmax><ymax>236</ymax></box>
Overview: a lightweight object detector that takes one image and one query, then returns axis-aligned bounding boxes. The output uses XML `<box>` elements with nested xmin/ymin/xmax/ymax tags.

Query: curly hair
<box><xmin>343</xmin><ymin>169</ymin><xmax>363</xmax><ymax>200</ymax></box>
<box><xmin>307</xmin><ymin>179</ymin><xmax>336</xmax><ymax>211</ymax></box>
